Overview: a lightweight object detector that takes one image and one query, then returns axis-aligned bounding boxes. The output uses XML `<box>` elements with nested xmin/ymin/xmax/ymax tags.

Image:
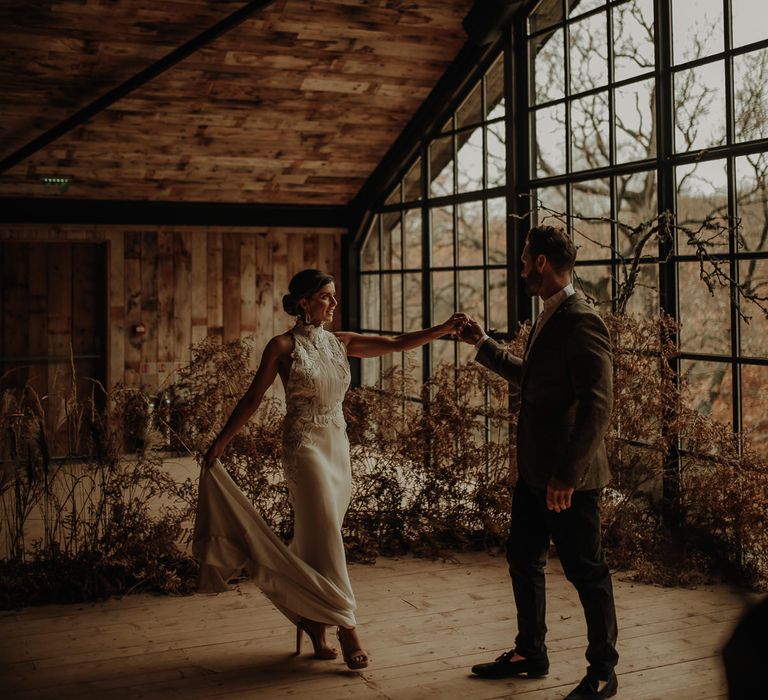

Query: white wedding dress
<box><xmin>192</xmin><ymin>321</ymin><xmax>357</xmax><ymax>627</ymax></box>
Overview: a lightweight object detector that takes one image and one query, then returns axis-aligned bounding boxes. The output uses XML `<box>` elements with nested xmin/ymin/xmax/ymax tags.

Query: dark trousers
<box><xmin>507</xmin><ymin>478</ymin><xmax>619</xmax><ymax>679</ymax></box>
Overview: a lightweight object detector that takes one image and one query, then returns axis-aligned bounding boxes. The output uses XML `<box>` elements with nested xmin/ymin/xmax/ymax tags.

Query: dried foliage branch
<box><xmin>520</xmin><ymin>197</ymin><xmax>768</xmax><ymax>320</ymax></box>
<box><xmin>0</xmin><ymin>367</ymin><xmax>197</xmax><ymax>609</ymax></box>
<box><xmin>599</xmin><ymin>313</ymin><xmax>767</xmax><ymax>590</ymax></box>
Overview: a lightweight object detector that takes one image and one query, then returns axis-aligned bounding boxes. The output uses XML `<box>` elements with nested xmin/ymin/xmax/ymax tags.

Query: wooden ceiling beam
<box><xmin>0</xmin><ymin>197</ymin><xmax>347</xmax><ymax>229</ymax></box>
<box><xmin>0</xmin><ymin>0</ymin><xmax>277</xmax><ymax>176</ymax></box>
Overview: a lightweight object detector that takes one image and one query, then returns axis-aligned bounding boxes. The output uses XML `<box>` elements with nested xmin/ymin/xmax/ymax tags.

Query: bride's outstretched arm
<box><xmin>336</xmin><ymin>313</ymin><xmax>467</xmax><ymax>358</ymax></box>
<box><xmin>203</xmin><ymin>335</ymin><xmax>290</xmax><ymax>469</ymax></box>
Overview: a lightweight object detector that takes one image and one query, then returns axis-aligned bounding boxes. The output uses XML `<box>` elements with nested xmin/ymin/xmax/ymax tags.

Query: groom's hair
<box><xmin>526</xmin><ymin>224</ymin><xmax>577</xmax><ymax>273</ymax></box>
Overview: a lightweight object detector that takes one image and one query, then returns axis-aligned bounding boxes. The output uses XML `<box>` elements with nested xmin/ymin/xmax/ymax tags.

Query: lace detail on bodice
<box><xmin>282</xmin><ymin>322</ymin><xmax>351</xmax><ymax>463</ymax></box>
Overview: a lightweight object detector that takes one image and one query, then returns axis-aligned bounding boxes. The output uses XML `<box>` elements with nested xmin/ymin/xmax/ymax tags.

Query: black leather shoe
<box><xmin>471</xmin><ymin>649</ymin><xmax>549</xmax><ymax>679</ymax></box>
<box><xmin>564</xmin><ymin>672</ymin><xmax>618</xmax><ymax>699</ymax></box>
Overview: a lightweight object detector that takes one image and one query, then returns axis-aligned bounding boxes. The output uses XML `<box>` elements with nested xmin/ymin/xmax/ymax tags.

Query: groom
<box><xmin>459</xmin><ymin>224</ymin><xmax>619</xmax><ymax>699</ymax></box>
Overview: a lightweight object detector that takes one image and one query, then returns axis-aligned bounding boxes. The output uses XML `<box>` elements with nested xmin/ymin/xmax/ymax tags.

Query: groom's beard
<box><xmin>524</xmin><ymin>268</ymin><xmax>543</xmax><ymax>297</ymax></box>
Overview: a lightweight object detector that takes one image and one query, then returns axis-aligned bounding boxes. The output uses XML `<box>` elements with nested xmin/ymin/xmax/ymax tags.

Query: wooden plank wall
<box><xmin>0</xmin><ymin>226</ymin><xmax>344</xmax><ymax>402</ymax></box>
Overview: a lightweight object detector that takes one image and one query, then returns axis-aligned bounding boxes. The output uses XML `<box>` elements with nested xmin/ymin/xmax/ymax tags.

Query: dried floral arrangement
<box><xmin>0</xmin><ymin>375</ymin><xmax>197</xmax><ymax>609</ymax></box>
<box><xmin>602</xmin><ymin>314</ymin><xmax>768</xmax><ymax>589</ymax></box>
<box><xmin>1</xmin><ymin>308</ymin><xmax>766</xmax><ymax>609</ymax></box>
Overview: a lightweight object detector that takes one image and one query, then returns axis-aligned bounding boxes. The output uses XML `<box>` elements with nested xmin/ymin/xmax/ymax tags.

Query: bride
<box><xmin>194</xmin><ymin>268</ymin><xmax>465</xmax><ymax>670</ymax></box>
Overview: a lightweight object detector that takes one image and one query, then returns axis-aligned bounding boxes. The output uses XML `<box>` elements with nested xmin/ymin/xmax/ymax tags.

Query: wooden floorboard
<box><xmin>0</xmin><ymin>552</ymin><xmax>756</xmax><ymax>700</ymax></box>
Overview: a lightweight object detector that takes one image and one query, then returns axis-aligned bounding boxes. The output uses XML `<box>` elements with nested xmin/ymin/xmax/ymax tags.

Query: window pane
<box><xmin>459</xmin><ymin>340</ymin><xmax>480</xmax><ymax>367</ymax></box>
<box><xmin>732</xmin><ymin>0</ymin><xmax>768</xmax><ymax>48</ymax></box>
<box><xmin>530</xmin><ymin>27</ymin><xmax>564</xmax><ymax>105</ymax></box>
<box><xmin>528</xmin><ymin>0</ymin><xmax>564</xmax><ymax>35</ymax></box>
<box><xmin>569</xmin><ymin>0</ymin><xmax>604</xmax><ymax>17</ymax></box>
<box><xmin>404</xmin><ymin>159</ymin><xmax>422</xmax><ymax>201</ymax></box>
<box><xmin>361</xmin><ymin>218</ymin><xmax>379</xmax><ymax>271</ymax></box>
<box><xmin>457</xmin><ymin>82</ymin><xmax>482</xmax><ymax>129</ymax></box>
<box><xmin>361</xmin><ymin>356</ymin><xmax>381</xmax><ymax>386</ymax></box>
<box><xmin>681</xmin><ymin>360</ymin><xmax>732</xmax><ymax>426</ymax></box>
<box><xmin>459</xmin><ymin>270</ymin><xmax>485</xmax><ymax>327</ymax></box>
<box><xmin>487</xmin><ymin>122</ymin><xmax>506</xmax><ymax>188</ymax></box>
<box><xmin>458</xmin><ymin>201</ymin><xmax>484</xmax><ymax>266</ymax></box>
<box><xmin>430</xmin><ymin>339</ymin><xmax>455</xmax><ymax>375</ymax></box>
<box><xmin>384</xmin><ymin>184</ymin><xmax>400</xmax><ymax>206</ymax></box>
<box><xmin>676</xmin><ymin>160</ymin><xmax>729</xmax><ymax>252</ymax></box>
<box><xmin>533</xmin><ymin>103</ymin><xmax>566</xmax><ymax>177</ymax></box>
<box><xmin>486</xmin><ymin>54</ymin><xmax>505</xmax><ymax>119</ymax></box>
<box><xmin>432</xmin><ymin>270</ymin><xmax>454</xmax><ymax>325</ymax></box>
<box><xmin>430</xmin><ymin>205</ymin><xmax>454</xmax><ymax>267</ymax></box>
<box><xmin>404</xmin><ymin>209</ymin><xmax>422</xmax><ymax>269</ymax></box>
<box><xmin>615</xmin><ymin>78</ymin><xmax>655</xmax><ymax>164</ymax></box>
<box><xmin>572</xmin><ymin>179</ymin><xmax>611</xmax><ymax>260</ymax></box>
<box><xmin>533</xmin><ymin>185</ymin><xmax>567</xmax><ymax>226</ymax></box>
<box><xmin>619</xmin><ymin>263</ymin><xmax>659</xmax><ymax>317</ymax></box>
<box><xmin>739</xmin><ymin>259</ymin><xmax>768</xmax><ymax>357</ymax></box>
<box><xmin>571</xmin><ymin>91</ymin><xmax>609</xmax><ymax>170</ymax></box>
<box><xmin>430</xmin><ymin>135</ymin><xmax>454</xmax><ymax>197</ymax></box>
<box><xmin>574</xmin><ymin>264</ymin><xmax>613</xmax><ymax>309</ymax></box>
<box><xmin>613</xmin><ymin>0</ymin><xmax>655</xmax><ymax>82</ymax></box>
<box><xmin>741</xmin><ymin>364</ymin><xmax>768</xmax><ymax>462</ymax></box>
<box><xmin>569</xmin><ymin>12</ymin><xmax>608</xmax><ymax>94</ymax></box>
<box><xmin>616</xmin><ymin>170</ymin><xmax>658</xmax><ymax>257</ymax></box>
<box><xmin>404</xmin><ymin>273</ymin><xmax>423</xmax><ymax>332</ymax></box>
<box><xmin>674</xmin><ymin>61</ymin><xmax>726</xmax><ymax>152</ymax></box>
<box><xmin>381</xmin><ymin>273</ymin><xmax>402</xmax><ymax>332</ymax></box>
<box><xmin>678</xmin><ymin>262</ymin><xmax>731</xmax><ymax>355</ymax></box>
<box><xmin>381</xmin><ymin>211</ymin><xmax>401</xmax><ymax>270</ymax></box>
<box><xmin>734</xmin><ymin>48</ymin><xmax>768</xmax><ymax>143</ymax></box>
<box><xmin>736</xmin><ymin>153</ymin><xmax>768</xmax><ymax>253</ymax></box>
<box><xmin>381</xmin><ymin>351</ymin><xmax>403</xmax><ymax>393</ymax></box>
<box><xmin>488</xmin><ymin>197</ymin><xmax>507</xmax><ymax>264</ymax></box>
<box><xmin>361</xmin><ymin>274</ymin><xmax>380</xmax><ymax>330</ymax></box>
<box><xmin>404</xmin><ymin>350</ymin><xmax>423</xmax><ymax>390</ymax></box>
<box><xmin>457</xmin><ymin>127</ymin><xmax>484</xmax><ymax>193</ymax></box>
<box><xmin>672</xmin><ymin>0</ymin><xmax>723</xmax><ymax>65</ymax></box>
<box><xmin>489</xmin><ymin>269</ymin><xmax>508</xmax><ymax>334</ymax></box>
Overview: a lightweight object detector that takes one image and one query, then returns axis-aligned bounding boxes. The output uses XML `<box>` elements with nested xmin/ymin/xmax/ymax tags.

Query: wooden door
<box><xmin>1</xmin><ymin>242</ymin><xmax>107</xmax><ymax>457</ymax></box>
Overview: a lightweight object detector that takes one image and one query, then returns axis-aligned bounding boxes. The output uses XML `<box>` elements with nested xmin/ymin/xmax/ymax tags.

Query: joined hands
<box><xmin>446</xmin><ymin>312</ymin><xmax>485</xmax><ymax>345</ymax></box>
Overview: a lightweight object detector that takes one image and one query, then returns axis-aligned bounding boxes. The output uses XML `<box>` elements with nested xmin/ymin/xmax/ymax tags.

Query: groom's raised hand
<box><xmin>441</xmin><ymin>312</ymin><xmax>471</xmax><ymax>337</ymax></box>
<box><xmin>456</xmin><ymin>315</ymin><xmax>485</xmax><ymax>345</ymax></box>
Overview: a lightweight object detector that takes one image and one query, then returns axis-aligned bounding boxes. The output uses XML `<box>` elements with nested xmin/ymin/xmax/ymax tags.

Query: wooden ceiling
<box><xmin>0</xmin><ymin>0</ymin><xmax>475</xmax><ymax>206</ymax></box>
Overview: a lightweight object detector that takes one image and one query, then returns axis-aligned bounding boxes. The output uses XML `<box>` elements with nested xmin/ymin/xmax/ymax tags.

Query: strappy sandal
<box><xmin>337</xmin><ymin>626</ymin><xmax>369</xmax><ymax>670</ymax></box>
<box><xmin>295</xmin><ymin>619</ymin><xmax>338</xmax><ymax>660</ymax></box>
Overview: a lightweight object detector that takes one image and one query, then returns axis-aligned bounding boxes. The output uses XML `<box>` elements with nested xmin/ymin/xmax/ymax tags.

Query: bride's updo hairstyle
<box><xmin>282</xmin><ymin>269</ymin><xmax>335</xmax><ymax>316</ymax></box>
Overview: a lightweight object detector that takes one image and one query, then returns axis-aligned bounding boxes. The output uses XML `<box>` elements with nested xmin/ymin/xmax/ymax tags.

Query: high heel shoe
<box><xmin>295</xmin><ymin>619</ymin><xmax>337</xmax><ymax>660</ymax></box>
<box><xmin>336</xmin><ymin>627</ymin><xmax>369</xmax><ymax>670</ymax></box>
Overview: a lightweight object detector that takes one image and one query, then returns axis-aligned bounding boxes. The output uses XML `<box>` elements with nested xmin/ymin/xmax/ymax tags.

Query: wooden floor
<box><xmin>0</xmin><ymin>552</ymin><xmax>753</xmax><ymax>700</ymax></box>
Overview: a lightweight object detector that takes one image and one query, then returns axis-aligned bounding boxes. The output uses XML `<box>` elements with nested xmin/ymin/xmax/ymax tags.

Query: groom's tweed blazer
<box><xmin>476</xmin><ymin>294</ymin><xmax>613</xmax><ymax>491</ymax></box>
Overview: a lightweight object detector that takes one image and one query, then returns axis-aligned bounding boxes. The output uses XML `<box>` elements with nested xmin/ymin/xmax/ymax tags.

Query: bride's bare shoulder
<box><xmin>264</xmin><ymin>333</ymin><xmax>294</xmax><ymax>358</ymax></box>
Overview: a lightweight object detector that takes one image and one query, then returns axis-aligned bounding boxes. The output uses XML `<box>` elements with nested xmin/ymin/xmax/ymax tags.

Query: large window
<box><xmin>356</xmin><ymin>0</ymin><xmax>768</xmax><ymax>462</ymax></box>
<box><xmin>360</xmin><ymin>55</ymin><xmax>508</xmax><ymax>388</ymax></box>
<box><xmin>528</xmin><ymin>0</ymin><xmax>659</xmax><ymax>316</ymax></box>
<box><xmin>525</xmin><ymin>0</ymin><xmax>768</xmax><ymax>460</ymax></box>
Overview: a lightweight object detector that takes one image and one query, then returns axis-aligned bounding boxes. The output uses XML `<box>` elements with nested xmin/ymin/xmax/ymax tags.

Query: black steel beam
<box><xmin>654</xmin><ymin>0</ymin><xmax>683</xmax><ymax>527</ymax></box>
<box><xmin>0</xmin><ymin>197</ymin><xmax>348</xmax><ymax>228</ymax></box>
<box><xmin>0</xmin><ymin>0</ymin><xmax>277</xmax><ymax>175</ymax></box>
<box><xmin>510</xmin><ymin>14</ymin><xmax>530</xmax><ymax>332</ymax></box>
